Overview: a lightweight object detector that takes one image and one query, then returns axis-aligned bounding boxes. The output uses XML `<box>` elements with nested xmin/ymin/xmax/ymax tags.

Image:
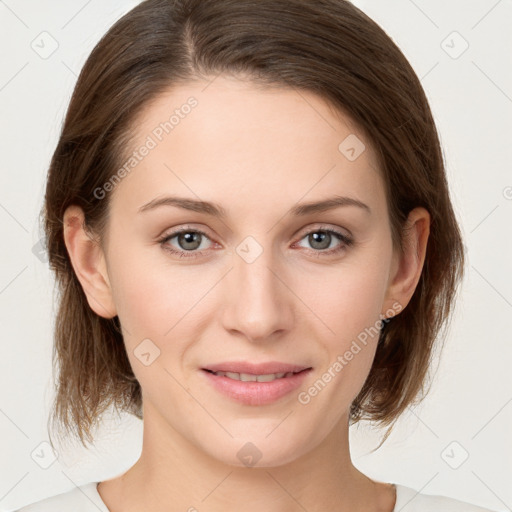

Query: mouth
<box><xmin>201</xmin><ymin>360</ymin><xmax>312</xmax><ymax>375</ymax></box>
<box><xmin>202</xmin><ymin>368</ymin><xmax>310</xmax><ymax>382</ymax></box>
<box><xmin>200</xmin><ymin>365</ymin><xmax>313</xmax><ymax>405</ymax></box>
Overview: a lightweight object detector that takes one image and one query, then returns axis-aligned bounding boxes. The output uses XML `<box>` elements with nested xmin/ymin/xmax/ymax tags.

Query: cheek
<box><xmin>106</xmin><ymin>249</ymin><xmax>198</xmax><ymax>397</ymax></box>
<box><xmin>106</xmin><ymin>244</ymin><xmax>187</xmax><ymax>339</ymax></box>
<box><xmin>300</xmin><ymin>252</ymin><xmax>391</xmax><ymax>340</ymax></box>
<box><xmin>300</xmin><ymin>278</ymin><xmax>383</xmax><ymax>413</ymax></box>
<box><xmin>294</xmin><ymin>246</ymin><xmax>391</xmax><ymax>396</ymax></box>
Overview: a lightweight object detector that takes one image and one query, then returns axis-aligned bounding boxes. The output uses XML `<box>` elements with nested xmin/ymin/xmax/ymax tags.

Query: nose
<box><xmin>220</xmin><ymin>243</ymin><xmax>295</xmax><ymax>343</ymax></box>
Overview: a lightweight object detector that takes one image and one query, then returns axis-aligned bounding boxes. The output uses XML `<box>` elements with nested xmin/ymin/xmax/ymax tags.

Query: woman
<box><xmin>16</xmin><ymin>0</ymin><xmax>496</xmax><ymax>510</ymax></box>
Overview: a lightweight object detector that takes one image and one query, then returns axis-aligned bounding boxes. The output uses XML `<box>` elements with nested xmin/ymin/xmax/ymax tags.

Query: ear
<box><xmin>62</xmin><ymin>205</ymin><xmax>117</xmax><ymax>319</ymax></box>
<box><xmin>381</xmin><ymin>207</ymin><xmax>430</xmax><ymax>318</ymax></box>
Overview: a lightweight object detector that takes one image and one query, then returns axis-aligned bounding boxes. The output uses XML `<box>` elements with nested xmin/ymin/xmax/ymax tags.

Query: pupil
<box><xmin>179</xmin><ymin>232</ymin><xmax>201</xmax><ymax>250</ymax></box>
<box><xmin>310</xmin><ymin>231</ymin><xmax>330</xmax><ymax>250</ymax></box>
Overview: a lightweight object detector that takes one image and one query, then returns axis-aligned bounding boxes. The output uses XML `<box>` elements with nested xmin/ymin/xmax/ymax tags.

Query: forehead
<box><xmin>110</xmin><ymin>75</ymin><xmax>386</xmax><ymax>219</ymax></box>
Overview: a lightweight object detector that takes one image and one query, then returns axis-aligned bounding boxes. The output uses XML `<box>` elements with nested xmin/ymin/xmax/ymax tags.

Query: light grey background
<box><xmin>0</xmin><ymin>0</ymin><xmax>511</xmax><ymax>510</ymax></box>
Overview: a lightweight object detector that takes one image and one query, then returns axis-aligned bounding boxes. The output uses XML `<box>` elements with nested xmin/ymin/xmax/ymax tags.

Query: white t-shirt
<box><xmin>13</xmin><ymin>481</ymin><xmax>496</xmax><ymax>511</ymax></box>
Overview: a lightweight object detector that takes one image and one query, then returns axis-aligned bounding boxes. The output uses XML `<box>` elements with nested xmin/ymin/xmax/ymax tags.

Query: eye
<box><xmin>294</xmin><ymin>227</ymin><xmax>353</xmax><ymax>256</ymax></box>
<box><xmin>158</xmin><ymin>225</ymin><xmax>354</xmax><ymax>260</ymax></box>
<box><xmin>158</xmin><ymin>227</ymin><xmax>213</xmax><ymax>259</ymax></box>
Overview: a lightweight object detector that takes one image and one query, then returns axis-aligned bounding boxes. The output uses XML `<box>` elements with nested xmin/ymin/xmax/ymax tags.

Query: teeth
<box><xmin>213</xmin><ymin>371</ymin><xmax>296</xmax><ymax>382</ymax></box>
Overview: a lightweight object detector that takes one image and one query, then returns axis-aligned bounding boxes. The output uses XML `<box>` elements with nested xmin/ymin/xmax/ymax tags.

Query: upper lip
<box><xmin>202</xmin><ymin>361</ymin><xmax>312</xmax><ymax>375</ymax></box>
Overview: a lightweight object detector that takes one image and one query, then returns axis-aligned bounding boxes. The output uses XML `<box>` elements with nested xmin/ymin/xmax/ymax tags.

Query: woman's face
<box><xmin>89</xmin><ymin>75</ymin><xmax>416</xmax><ymax>467</ymax></box>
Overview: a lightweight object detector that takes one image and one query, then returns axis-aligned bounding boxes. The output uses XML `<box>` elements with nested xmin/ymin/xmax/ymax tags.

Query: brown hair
<box><xmin>43</xmin><ymin>0</ymin><xmax>465</xmax><ymax>449</ymax></box>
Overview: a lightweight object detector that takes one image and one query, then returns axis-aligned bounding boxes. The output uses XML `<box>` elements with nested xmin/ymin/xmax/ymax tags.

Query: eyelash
<box><xmin>157</xmin><ymin>226</ymin><xmax>354</xmax><ymax>260</ymax></box>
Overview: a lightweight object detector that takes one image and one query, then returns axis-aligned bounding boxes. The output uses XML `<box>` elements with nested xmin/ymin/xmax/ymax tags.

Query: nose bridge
<box><xmin>236</xmin><ymin>245</ymin><xmax>277</xmax><ymax>300</ymax></box>
<box><xmin>222</xmin><ymin>235</ymin><xmax>292</xmax><ymax>341</ymax></box>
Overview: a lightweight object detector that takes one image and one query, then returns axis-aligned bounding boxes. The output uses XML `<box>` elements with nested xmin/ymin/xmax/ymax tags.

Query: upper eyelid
<box><xmin>296</xmin><ymin>224</ymin><xmax>351</xmax><ymax>239</ymax></box>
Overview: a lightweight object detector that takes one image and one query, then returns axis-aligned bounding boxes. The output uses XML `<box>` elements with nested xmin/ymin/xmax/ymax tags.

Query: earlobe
<box><xmin>382</xmin><ymin>207</ymin><xmax>430</xmax><ymax>318</ymax></box>
<box><xmin>62</xmin><ymin>205</ymin><xmax>117</xmax><ymax>319</ymax></box>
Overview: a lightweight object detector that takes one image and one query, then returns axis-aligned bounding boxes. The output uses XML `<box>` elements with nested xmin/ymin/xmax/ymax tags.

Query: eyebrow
<box><xmin>137</xmin><ymin>194</ymin><xmax>371</xmax><ymax>217</ymax></box>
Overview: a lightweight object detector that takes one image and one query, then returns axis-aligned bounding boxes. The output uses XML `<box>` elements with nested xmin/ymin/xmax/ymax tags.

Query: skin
<box><xmin>63</xmin><ymin>75</ymin><xmax>430</xmax><ymax>512</ymax></box>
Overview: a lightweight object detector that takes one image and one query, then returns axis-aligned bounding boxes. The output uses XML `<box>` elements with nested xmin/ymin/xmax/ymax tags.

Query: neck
<box><xmin>99</xmin><ymin>401</ymin><xmax>394</xmax><ymax>512</ymax></box>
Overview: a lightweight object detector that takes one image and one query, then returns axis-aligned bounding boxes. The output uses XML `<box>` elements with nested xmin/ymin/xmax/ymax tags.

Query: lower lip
<box><xmin>201</xmin><ymin>368</ymin><xmax>312</xmax><ymax>406</ymax></box>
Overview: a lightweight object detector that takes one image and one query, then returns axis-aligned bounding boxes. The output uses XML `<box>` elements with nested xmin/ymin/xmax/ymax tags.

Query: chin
<box><xmin>199</xmin><ymin>433</ymin><xmax>312</xmax><ymax>470</ymax></box>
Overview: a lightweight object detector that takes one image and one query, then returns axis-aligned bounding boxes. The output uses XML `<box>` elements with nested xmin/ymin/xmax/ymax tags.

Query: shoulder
<box><xmin>14</xmin><ymin>482</ymin><xmax>109</xmax><ymax>512</ymax></box>
<box><xmin>394</xmin><ymin>484</ymin><xmax>497</xmax><ymax>512</ymax></box>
